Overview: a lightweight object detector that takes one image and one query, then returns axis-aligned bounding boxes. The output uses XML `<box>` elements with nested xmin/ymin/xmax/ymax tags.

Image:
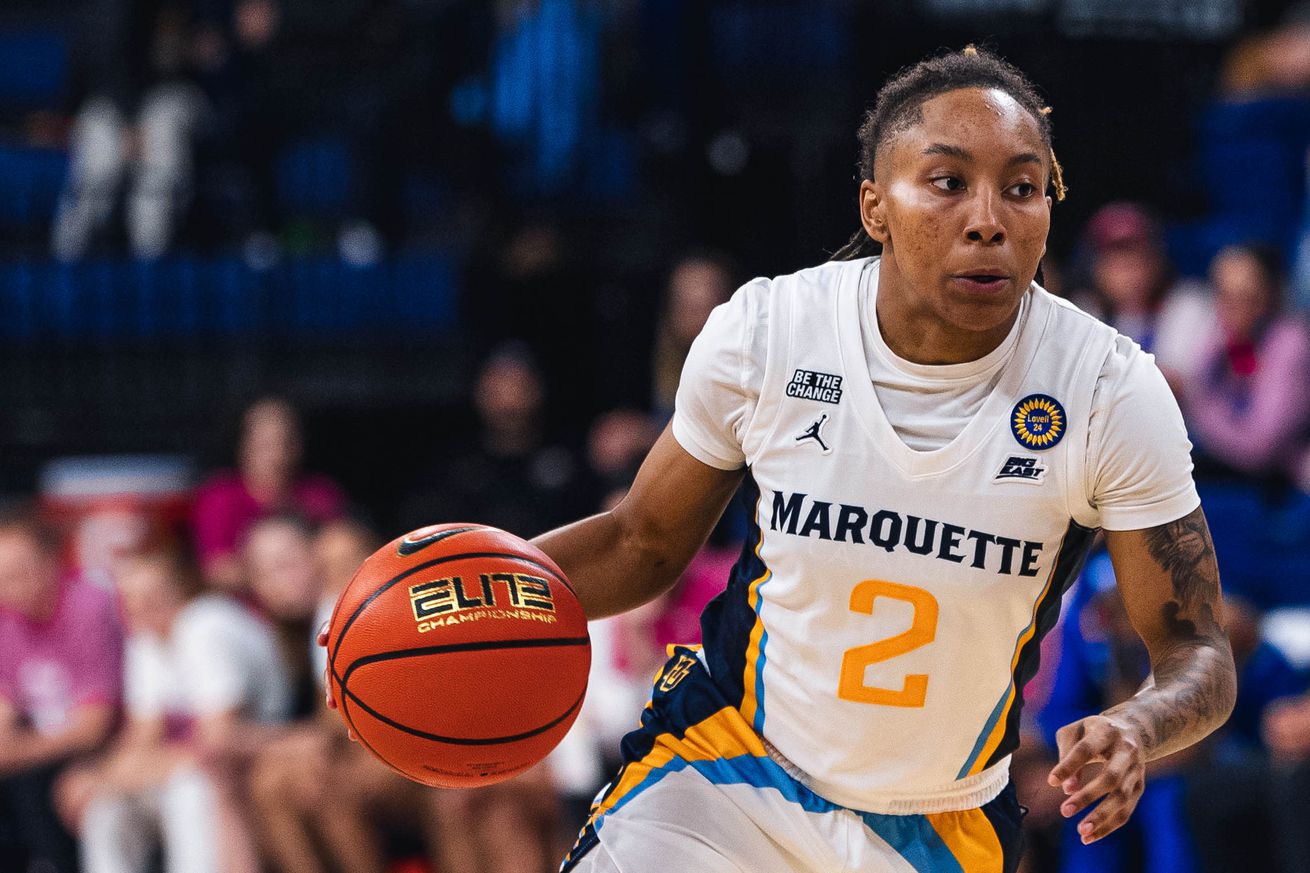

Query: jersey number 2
<box><xmin>837</xmin><ymin>580</ymin><xmax>939</xmax><ymax>707</ymax></box>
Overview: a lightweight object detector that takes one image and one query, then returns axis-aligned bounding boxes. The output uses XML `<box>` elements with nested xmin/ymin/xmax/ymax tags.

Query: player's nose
<box><xmin>963</xmin><ymin>188</ymin><xmax>1005</xmax><ymax>245</ymax></box>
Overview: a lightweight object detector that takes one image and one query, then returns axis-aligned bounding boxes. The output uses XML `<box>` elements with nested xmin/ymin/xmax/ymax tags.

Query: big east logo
<box><xmin>408</xmin><ymin>573</ymin><xmax>557</xmax><ymax>633</ymax></box>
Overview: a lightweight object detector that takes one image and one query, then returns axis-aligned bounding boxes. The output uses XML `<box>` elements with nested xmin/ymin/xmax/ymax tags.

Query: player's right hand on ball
<box><xmin>1047</xmin><ymin>715</ymin><xmax>1146</xmax><ymax>845</ymax></box>
<box><xmin>316</xmin><ymin>625</ymin><xmax>358</xmax><ymax>743</ymax></box>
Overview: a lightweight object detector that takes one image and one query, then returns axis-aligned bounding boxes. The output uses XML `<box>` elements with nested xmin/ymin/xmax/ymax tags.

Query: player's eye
<box><xmin>931</xmin><ymin>176</ymin><xmax>964</xmax><ymax>192</ymax></box>
<box><xmin>1007</xmin><ymin>181</ymin><xmax>1037</xmax><ymax>197</ymax></box>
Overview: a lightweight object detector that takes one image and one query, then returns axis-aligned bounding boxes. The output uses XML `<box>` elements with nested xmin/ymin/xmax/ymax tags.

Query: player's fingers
<box><xmin>1048</xmin><ymin>722</ymin><xmax>1086</xmax><ymax>786</ymax></box>
<box><xmin>1059</xmin><ymin>748</ymin><xmax>1141</xmax><ymax>818</ymax></box>
<box><xmin>324</xmin><ymin>670</ymin><xmax>338</xmax><ymax>710</ymax></box>
<box><xmin>1048</xmin><ymin>731</ymin><xmax>1110</xmax><ymax>789</ymax></box>
<box><xmin>1075</xmin><ymin>780</ymin><xmax>1144</xmax><ymax>844</ymax></box>
<box><xmin>316</xmin><ymin>623</ymin><xmax>329</xmax><ymax>647</ymax></box>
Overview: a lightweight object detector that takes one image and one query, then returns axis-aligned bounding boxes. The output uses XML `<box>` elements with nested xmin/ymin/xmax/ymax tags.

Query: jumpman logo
<box><xmin>795</xmin><ymin>414</ymin><xmax>832</xmax><ymax>454</ymax></box>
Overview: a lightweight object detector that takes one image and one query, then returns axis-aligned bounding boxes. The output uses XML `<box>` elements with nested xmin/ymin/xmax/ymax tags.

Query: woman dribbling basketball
<box><xmin>339</xmin><ymin>46</ymin><xmax>1237</xmax><ymax>873</ymax></box>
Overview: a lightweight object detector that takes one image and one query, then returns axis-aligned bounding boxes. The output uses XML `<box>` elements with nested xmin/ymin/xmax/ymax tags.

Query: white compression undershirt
<box><xmin>860</xmin><ymin>269</ymin><xmax>1030</xmax><ymax>452</ymax></box>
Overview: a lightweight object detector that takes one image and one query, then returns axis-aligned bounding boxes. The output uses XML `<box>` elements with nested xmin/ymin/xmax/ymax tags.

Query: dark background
<box><xmin>0</xmin><ymin>0</ymin><xmax>1304</xmax><ymax>530</ymax></box>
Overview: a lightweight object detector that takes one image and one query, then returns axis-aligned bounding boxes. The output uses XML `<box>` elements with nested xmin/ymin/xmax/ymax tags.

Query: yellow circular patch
<box><xmin>1011</xmin><ymin>394</ymin><xmax>1066</xmax><ymax>450</ymax></box>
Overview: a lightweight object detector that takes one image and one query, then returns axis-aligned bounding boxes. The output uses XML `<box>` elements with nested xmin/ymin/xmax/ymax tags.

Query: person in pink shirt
<box><xmin>1183</xmin><ymin>243</ymin><xmax>1310</xmax><ymax>488</ymax></box>
<box><xmin>0</xmin><ymin>503</ymin><xmax>122</xmax><ymax>873</ymax></box>
<box><xmin>192</xmin><ymin>397</ymin><xmax>345</xmax><ymax>593</ymax></box>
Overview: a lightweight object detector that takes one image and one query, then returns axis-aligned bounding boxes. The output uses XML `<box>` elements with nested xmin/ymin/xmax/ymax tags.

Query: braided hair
<box><xmin>832</xmin><ymin>46</ymin><xmax>1065</xmax><ymax>262</ymax></box>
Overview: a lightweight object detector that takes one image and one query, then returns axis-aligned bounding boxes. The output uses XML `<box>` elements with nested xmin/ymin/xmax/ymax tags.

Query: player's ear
<box><xmin>859</xmin><ymin>180</ymin><xmax>888</xmax><ymax>245</ymax></box>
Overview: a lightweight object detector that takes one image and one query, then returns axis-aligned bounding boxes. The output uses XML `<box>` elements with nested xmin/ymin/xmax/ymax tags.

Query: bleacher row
<box><xmin>1170</xmin><ymin>97</ymin><xmax>1310</xmax><ymax>277</ymax></box>
<box><xmin>0</xmin><ymin>253</ymin><xmax>457</xmax><ymax>342</ymax></box>
<box><xmin>1201</xmin><ymin>482</ymin><xmax>1310</xmax><ymax>614</ymax></box>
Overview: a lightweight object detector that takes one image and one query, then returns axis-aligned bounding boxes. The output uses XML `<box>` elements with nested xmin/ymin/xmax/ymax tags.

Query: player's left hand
<box><xmin>316</xmin><ymin>625</ymin><xmax>359</xmax><ymax>743</ymax></box>
<box><xmin>1047</xmin><ymin>715</ymin><xmax>1146</xmax><ymax>844</ymax></box>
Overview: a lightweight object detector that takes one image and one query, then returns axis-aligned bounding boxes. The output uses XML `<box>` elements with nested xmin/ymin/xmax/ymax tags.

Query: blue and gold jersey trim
<box><xmin>958</xmin><ymin>519</ymin><xmax>1096</xmax><ymax>779</ymax></box>
<box><xmin>698</xmin><ymin>472</ymin><xmax>773</xmax><ymax>731</ymax></box>
<box><xmin>562</xmin><ymin>646</ymin><xmax>1023</xmax><ymax>873</ymax></box>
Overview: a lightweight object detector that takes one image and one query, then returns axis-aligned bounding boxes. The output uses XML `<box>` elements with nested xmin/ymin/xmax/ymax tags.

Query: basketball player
<box><xmin>326</xmin><ymin>47</ymin><xmax>1236</xmax><ymax>872</ymax></box>
<box><xmin>533</xmin><ymin>48</ymin><xmax>1236</xmax><ymax>872</ymax></box>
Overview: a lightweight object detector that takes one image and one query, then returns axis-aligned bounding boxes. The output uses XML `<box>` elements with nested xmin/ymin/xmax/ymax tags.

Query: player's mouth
<box><xmin>950</xmin><ymin>272</ymin><xmax>1011</xmax><ymax>294</ymax></box>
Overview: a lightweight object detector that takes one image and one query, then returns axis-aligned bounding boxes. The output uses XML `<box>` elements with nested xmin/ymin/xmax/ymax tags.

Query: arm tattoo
<box><xmin>1106</xmin><ymin>507</ymin><xmax>1235</xmax><ymax>759</ymax></box>
<box><xmin>1143</xmin><ymin>508</ymin><xmax>1222</xmax><ymax>640</ymax></box>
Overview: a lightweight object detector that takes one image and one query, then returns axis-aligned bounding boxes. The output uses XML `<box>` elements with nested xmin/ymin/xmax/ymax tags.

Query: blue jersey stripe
<box><xmin>750</xmin><ymin>573</ymin><xmax>772</xmax><ymax>733</ymax></box>
<box><xmin>860</xmin><ymin>812</ymin><xmax>966</xmax><ymax>873</ymax></box>
<box><xmin>957</xmin><ymin>689</ymin><xmax>1011</xmax><ymax>780</ymax></box>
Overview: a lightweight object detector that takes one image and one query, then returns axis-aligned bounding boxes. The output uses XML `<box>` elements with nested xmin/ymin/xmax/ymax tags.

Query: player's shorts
<box><xmin>561</xmin><ymin>646</ymin><xmax>1025</xmax><ymax>873</ymax></box>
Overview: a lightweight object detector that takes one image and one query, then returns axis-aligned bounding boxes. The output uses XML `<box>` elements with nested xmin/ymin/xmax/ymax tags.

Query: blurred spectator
<box><xmin>397</xmin><ymin>344</ymin><xmax>586</xmax><ymax>538</ymax></box>
<box><xmin>51</xmin><ymin>0</ymin><xmax>211</xmax><ymax>259</ymax></box>
<box><xmin>465</xmin><ymin>223</ymin><xmax>600</xmax><ymax>425</ymax></box>
<box><xmin>0</xmin><ymin>504</ymin><xmax>121</xmax><ymax>873</ymax></box>
<box><xmin>427</xmin><ymin>763</ymin><xmax>562</xmax><ymax>873</ymax></box>
<box><xmin>1070</xmin><ymin>203</ymin><xmax>1214</xmax><ymax>387</ymax></box>
<box><xmin>68</xmin><ymin>505</ymin><xmax>152</xmax><ymax>591</ymax></box>
<box><xmin>654</xmin><ymin>532</ymin><xmax>735</xmax><ymax>651</ymax></box>
<box><xmin>1040</xmin><ymin>551</ymin><xmax>1310</xmax><ymax>873</ymax></box>
<box><xmin>309</xmin><ymin>517</ymin><xmax>374</xmax><ymax>681</ymax></box>
<box><xmin>1038</xmin><ymin>550</ymin><xmax>1201</xmax><ymax>873</ymax></box>
<box><xmin>247</xmin><ymin>518</ymin><xmax>444</xmax><ymax>873</ymax></box>
<box><xmin>71</xmin><ymin>545</ymin><xmax>289</xmax><ymax>873</ymax></box>
<box><xmin>1297</xmin><ymin>144</ymin><xmax>1310</xmax><ymax>313</ymax></box>
<box><xmin>192</xmin><ymin>397</ymin><xmax>345</xmax><ymax>594</ymax></box>
<box><xmin>1259</xmin><ymin>691</ymin><xmax>1310</xmax><ymax>871</ymax></box>
<box><xmin>1181</xmin><ymin>244</ymin><xmax>1310</xmax><ymax>490</ymax></box>
<box><xmin>1184</xmin><ymin>596</ymin><xmax>1308</xmax><ymax>873</ymax></box>
<box><xmin>651</xmin><ymin>251</ymin><xmax>736</xmax><ymax>418</ymax></box>
<box><xmin>215</xmin><ymin>0</ymin><xmax>414</xmax><ymax>256</ymax></box>
<box><xmin>1217</xmin><ymin>9</ymin><xmax>1310</xmax><ymax>96</ymax></box>
<box><xmin>242</xmin><ymin>514</ymin><xmax>325</xmax><ymax>716</ymax></box>
<box><xmin>584</xmin><ymin>408</ymin><xmax>659</xmax><ymax>500</ymax></box>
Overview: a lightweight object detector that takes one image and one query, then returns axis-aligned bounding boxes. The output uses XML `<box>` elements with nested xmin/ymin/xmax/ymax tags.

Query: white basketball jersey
<box><xmin>682</xmin><ymin>257</ymin><xmax>1186</xmax><ymax>815</ymax></box>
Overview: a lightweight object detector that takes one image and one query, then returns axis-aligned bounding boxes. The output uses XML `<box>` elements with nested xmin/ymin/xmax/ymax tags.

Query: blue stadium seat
<box><xmin>0</xmin><ymin>29</ymin><xmax>67</xmax><ymax>113</ymax></box>
<box><xmin>276</xmin><ymin>136</ymin><xmax>354</xmax><ymax>217</ymax></box>
<box><xmin>1198</xmin><ymin>98</ymin><xmax>1310</xmax><ymax>250</ymax></box>
<box><xmin>0</xmin><ymin>252</ymin><xmax>457</xmax><ymax>343</ymax></box>
<box><xmin>1198</xmin><ymin>481</ymin><xmax>1310</xmax><ymax>610</ymax></box>
<box><xmin>710</xmin><ymin>2</ymin><xmax>851</xmax><ymax>85</ymax></box>
<box><xmin>0</xmin><ymin>144</ymin><xmax>69</xmax><ymax>229</ymax></box>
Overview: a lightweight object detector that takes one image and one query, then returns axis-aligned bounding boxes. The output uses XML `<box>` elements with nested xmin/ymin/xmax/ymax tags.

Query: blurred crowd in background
<box><xmin>4</xmin><ymin>1</ymin><xmax>1310</xmax><ymax>873</ymax></box>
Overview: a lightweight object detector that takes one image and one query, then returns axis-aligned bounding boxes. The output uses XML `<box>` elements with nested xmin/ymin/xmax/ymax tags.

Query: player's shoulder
<box><xmin>759</xmin><ymin>257</ymin><xmax>861</xmax><ymax>297</ymax></box>
<box><xmin>1034</xmin><ymin>284</ymin><xmax>1119</xmax><ymax>343</ymax></box>
<box><xmin>1036</xmin><ymin>288</ymin><xmax>1169</xmax><ymax>411</ymax></box>
<box><xmin>728</xmin><ymin>257</ymin><xmax>865</xmax><ymax>320</ymax></box>
<box><xmin>1032</xmin><ymin>285</ymin><xmax>1147</xmax><ymax>374</ymax></box>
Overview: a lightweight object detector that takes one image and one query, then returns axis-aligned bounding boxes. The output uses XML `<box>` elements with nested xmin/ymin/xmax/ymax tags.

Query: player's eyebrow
<box><xmin>922</xmin><ymin>144</ymin><xmax>1044</xmax><ymax>168</ymax></box>
<box><xmin>922</xmin><ymin>143</ymin><xmax>972</xmax><ymax>160</ymax></box>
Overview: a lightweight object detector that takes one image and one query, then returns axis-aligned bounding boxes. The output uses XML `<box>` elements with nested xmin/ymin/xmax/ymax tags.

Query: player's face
<box><xmin>863</xmin><ymin>87</ymin><xmax>1052</xmax><ymax>336</ymax></box>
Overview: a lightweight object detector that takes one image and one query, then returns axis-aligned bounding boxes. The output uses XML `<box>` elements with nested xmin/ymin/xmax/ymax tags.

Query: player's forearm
<box><xmin>534</xmin><ymin>427</ymin><xmax>743</xmax><ymax>619</ymax></box>
<box><xmin>1101</xmin><ymin>636</ymin><xmax>1235</xmax><ymax>761</ymax></box>
<box><xmin>1101</xmin><ymin>507</ymin><xmax>1238</xmax><ymax>761</ymax></box>
<box><xmin>532</xmin><ymin>510</ymin><xmax>687</xmax><ymax>619</ymax></box>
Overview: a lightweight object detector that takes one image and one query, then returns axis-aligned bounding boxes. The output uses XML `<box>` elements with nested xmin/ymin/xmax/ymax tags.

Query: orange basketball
<box><xmin>325</xmin><ymin>523</ymin><xmax>590</xmax><ymax>788</ymax></box>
